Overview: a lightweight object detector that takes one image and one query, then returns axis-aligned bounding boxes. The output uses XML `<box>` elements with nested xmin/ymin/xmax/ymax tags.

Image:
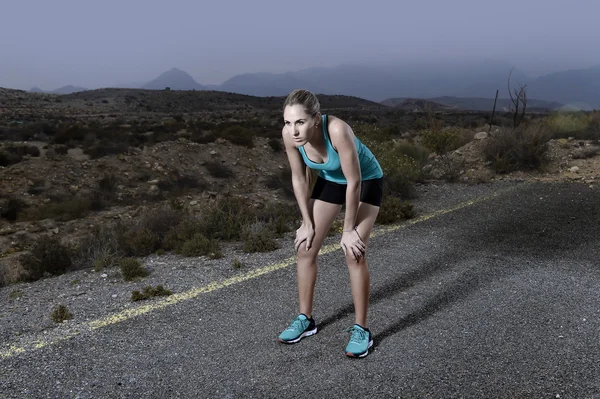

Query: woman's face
<box><xmin>283</xmin><ymin>104</ymin><xmax>319</xmax><ymax>147</ymax></box>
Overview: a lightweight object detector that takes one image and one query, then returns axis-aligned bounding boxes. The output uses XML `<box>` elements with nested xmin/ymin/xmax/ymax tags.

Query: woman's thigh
<box><xmin>299</xmin><ymin>199</ymin><xmax>341</xmax><ymax>256</ymax></box>
<box><xmin>354</xmin><ymin>202</ymin><xmax>380</xmax><ymax>247</ymax></box>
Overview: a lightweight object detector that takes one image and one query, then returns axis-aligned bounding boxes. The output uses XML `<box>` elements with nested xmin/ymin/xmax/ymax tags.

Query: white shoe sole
<box><xmin>279</xmin><ymin>327</ymin><xmax>317</xmax><ymax>344</ymax></box>
<box><xmin>347</xmin><ymin>339</ymin><xmax>373</xmax><ymax>358</ymax></box>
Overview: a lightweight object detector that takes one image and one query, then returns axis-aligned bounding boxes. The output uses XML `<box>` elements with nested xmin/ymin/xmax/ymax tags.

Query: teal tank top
<box><xmin>297</xmin><ymin>115</ymin><xmax>383</xmax><ymax>184</ymax></box>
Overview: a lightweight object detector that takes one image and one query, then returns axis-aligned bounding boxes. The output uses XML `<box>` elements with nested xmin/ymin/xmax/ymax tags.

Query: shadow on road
<box><xmin>316</xmin><ymin>183</ymin><xmax>600</xmax><ymax>348</ymax></box>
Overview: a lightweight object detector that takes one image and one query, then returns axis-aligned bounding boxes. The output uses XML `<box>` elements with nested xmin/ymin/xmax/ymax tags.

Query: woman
<box><xmin>277</xmin><ymin>89</ymin><xmax>384</xmax><ymax>358</ymax></box>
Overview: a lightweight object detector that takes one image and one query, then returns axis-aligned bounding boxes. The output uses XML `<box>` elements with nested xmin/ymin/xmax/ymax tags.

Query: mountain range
<box><xmin>26</xmin><ymin>61</ymin><xmax>600</xmax><ymax>110</ymax></box>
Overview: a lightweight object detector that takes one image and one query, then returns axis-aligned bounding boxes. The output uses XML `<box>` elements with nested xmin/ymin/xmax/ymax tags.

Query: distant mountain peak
<box><xmin>142</xmin><ymin>68</ymin><xmax>204</xmax><ymax>90</ymax></box>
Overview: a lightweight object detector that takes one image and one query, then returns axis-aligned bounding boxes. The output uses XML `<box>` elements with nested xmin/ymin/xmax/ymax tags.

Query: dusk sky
<box><xmin>1</xmin><ymin>0</ymin><xmax>599</xmax><ymax>91</ymax></box>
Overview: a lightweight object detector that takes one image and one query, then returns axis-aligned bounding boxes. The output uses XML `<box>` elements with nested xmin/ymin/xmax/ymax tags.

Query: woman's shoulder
<box><xmin>326</xmin><ymin>115</ymin><xmax>353</xmax><ymax>139</ymax></box>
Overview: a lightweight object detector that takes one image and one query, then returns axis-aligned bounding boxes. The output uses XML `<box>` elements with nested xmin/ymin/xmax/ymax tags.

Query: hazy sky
<box><xmin>1</xmin><ymin>0</ymin><xmax>599</xmax><ymax>90</ymax></box>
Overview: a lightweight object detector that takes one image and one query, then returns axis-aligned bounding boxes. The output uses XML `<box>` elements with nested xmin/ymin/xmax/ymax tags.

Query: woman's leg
<box><xmin>296</xmin><ymin>199</ymin><xmax>341</xmax><ymax>318</ymax></box>
<box><xmin>345</xmin><ymin>202</ymin><xmax>380</xmax><ymax>328</ymax></box>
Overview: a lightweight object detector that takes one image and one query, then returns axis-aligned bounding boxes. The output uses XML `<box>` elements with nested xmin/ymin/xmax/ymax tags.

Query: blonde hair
<box><xmin>283</xmin><ymin>89</ymin><xmax>321</xmax><ymax>189</ymax></box>
<box><xmin>283</xmin><ymin>89</ymin><xmax>320</xmax><ymax>116</ymax></box>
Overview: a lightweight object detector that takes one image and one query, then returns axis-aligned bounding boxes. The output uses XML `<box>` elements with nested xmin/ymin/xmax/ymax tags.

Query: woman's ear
<box><xmin>315</xmin><ymin>112</ymin><xmax>322</xmax><ymax>127</ymax></box>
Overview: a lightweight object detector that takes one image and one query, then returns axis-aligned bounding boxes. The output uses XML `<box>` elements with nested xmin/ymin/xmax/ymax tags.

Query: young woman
<box><xmin>277</xmin><ymin>89</ymin><xmax>384</xmax><ymax>358</ymax></box>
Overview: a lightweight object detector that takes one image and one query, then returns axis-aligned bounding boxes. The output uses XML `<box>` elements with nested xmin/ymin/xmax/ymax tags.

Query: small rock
<box><xmin>569</xmin><ymin>166</ymin><xmax>580</xmax><ymax>173</ymax></box>
<box><xmin>190</xmin><ymin>200</ymin><xmax>198</xmax><ymax>206</ymax></box>
<box><xmin>101</xmin><ymin>274</ymin><xmax>108</xmax><ymax>278</ymax></box>
<box><xmin>210</xmin><ymin>150</ymin><xmax>217</xmax><ymax>155</ymax></box>
<box><xmin>474</xmin><ymin>132</ymin><xmax>488</xmax><ymax>140</ymax></box>
<box><xmin>111</xmin><ymin>294</ymin><xmax>117</xmax><ymax>298</ymax></box>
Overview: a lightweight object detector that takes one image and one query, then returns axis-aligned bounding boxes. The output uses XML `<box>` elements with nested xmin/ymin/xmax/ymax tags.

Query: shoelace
<box><xmin>346</xmin><ymin>326</ymin><xmax>367</xmax><ymax>344</ymax></box>
<box><xmin>286</xmin><ymin>317</ymin><xmax>306</xmax><ymax>332</ymax></box>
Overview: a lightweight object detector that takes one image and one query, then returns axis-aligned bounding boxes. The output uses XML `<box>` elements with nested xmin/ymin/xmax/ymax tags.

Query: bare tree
<box><xmin>508</xmin><ymin>68</ymin><xmax>527</xmax><ymax>128</ymax></box>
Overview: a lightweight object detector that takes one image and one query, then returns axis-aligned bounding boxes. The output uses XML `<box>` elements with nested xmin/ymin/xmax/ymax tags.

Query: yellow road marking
<box><xmin>0</xmin><ymin>185</ymin><xmax>518</xmax><ymax>360</ymax></box>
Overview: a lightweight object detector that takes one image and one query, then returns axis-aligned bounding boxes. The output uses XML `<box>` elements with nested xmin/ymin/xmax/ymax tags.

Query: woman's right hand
<box><xmin>294</xmin><ymin>223</ymin><xmax>315</xmax><ymax>252</ymax></box>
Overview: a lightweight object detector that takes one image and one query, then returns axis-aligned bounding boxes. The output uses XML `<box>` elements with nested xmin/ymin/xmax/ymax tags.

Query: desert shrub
<box><xmin>205</xmin><ymin>161</ymin><xmax>235</xmax><ymax>179</ymax></box>
<box><xmin>54</xmin><ymin>124</ymin><xmax>86</xmax><ymax>144</ymax></box>
<box><xmin>29</xmin><ymin>197</ymin><xmax>92</xmax><ymax>221</ymax></box>
<box><xmin>544</xmin><ymin>111</ymin><xmax>600</xmax><ymax>141</ymax></box>
<box><xmin>19</xmin><ymin>236</ymin><xmax>72</xmax><ymax>281</ymax></box>
<box><xmin>544</xmin><ymin>112</ymin><xmax>590</xmax><ymax>139</ymax></box>
<box><xmin>4</xmin><ymin>144</ymin><xmax>41</xmax><ymax>157</ymax></box>
<box><xmin>242</xmin><ymin>221</ymin><xmax>279</xmax><ymax>253</ymax></box>
<box><xmin>483</xmin><ymin>123</ymin><xmax>552</xmax><ymax>173</ymax></box>
<box><xmin>120</xmin><ymin>258</ymin><xmax>149</xmax><ymax>281</ymax></box>
<box><xmin>394</xmin><ymin>140</ymin><xmax>430</xmax><ymax>168</ymax></box>
<box><xmin>162</xmin><ymin>218</ymin><xmax>205</xmax><ymax>251</ymax></box>
<box><xmin>27</xmin><ymin>179</ymin><xmax>46</xmax><ymax>195</ymax></box>
<box><xmin>122</xmin><ymin>228</ymin><xmax>160</xmax><ymax>257</ymax></box>
<box><xmin>90</xmin><ymin>173</ymin><xmax>119</xmax><ymax>209</ymax></box>
<box><xmin>0</xmin><ymin>150</ymin><xmax>22</xmax><ymax>166</ymax></box>
<box><xmin>419</xmin><ymin>127</ymin><xmax>462</xmax><ymax>155</ymax></box>
<box><xmin>120</xmin><ymin>205</ymin><xmax>186</xmax><ymax>255</ymax></box>
<box><xmin>131</xmin><ymin>285</ymin><xmax>173</xmax><ymax>301</ymax></box>
<box><xmin>268</xmin><ymin>138</ymin><xmax>283</xmax><ymax>152</ymax></box>
<box><xmin>377</xmin><ymin>196</ymin><xmax>415</xmax><ymax>224</ymax></box>
<box><xmin>1</xmin><ymin>198</ymin><xmax>27</xmax><ymax>222</ymax></box>
<box><xmin>72</xmin><ymin>224</ymin><xmax>125</xmax><ymax>270</ymax></box>
<box><xmin>217</xmin><ymin>125</ymin><xmax>254</xmax><ymax>148</ymax></box>
<box><xmin>179</xmin><ymin>233</ymin><xmax>222</xmax><ymax>258</ymax></box>
<box><xmin>157</xmin><ymin>172</ymin><xmax>208</xmax><ymax>196</ymax></box>
<box><xmin>50</xmin><ymin>304</ymin><xmax>73</xmax><ymax>323</ymax></box>
<box><xmin>233</xmin><ymin>258</ymin><xmax>244</xmax><ymax>269</ymax></box>
<box><xmin>83</xmin><ymin>141</ymin><xmax>129</xmax><ymax>159</ymax></box>
<box><xmin>264</xmin><ymin>167</ymin><xmax>294</xmax><ymax>199</ymax></box>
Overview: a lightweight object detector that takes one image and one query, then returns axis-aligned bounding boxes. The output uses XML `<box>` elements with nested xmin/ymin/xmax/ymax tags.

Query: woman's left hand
<box><xmin>340</xmin><ymin>228</ymin><xmax>366</xmax><ymax>262</ymax></box>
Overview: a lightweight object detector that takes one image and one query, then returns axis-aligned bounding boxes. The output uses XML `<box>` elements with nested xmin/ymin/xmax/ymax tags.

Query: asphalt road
<box><xmin>1</xmin><ymin>181</ymin><xmax>599</xmax><ymax>399</ymax></box>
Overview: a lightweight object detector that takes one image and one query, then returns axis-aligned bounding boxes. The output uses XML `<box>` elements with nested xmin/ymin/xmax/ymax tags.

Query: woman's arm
<box><xmin>328</xmin><ymin>118</ymin><xmax>366</xmax><ymax>261</ymax></box>
<box><xmin>328</xmin><ymin>118</ymin><xmax>361</xmax><ymax>232</ymax></box>
<box><xmin>282</xmin><ymin>127</ymin><xmax>315</xmax><ymax>250</ymax></box>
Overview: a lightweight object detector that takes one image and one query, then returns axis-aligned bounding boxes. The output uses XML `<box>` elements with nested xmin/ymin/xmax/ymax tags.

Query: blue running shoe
<box><xmin>345</xmin><ymin>324</ymin><xmax>373</xmax><ymax>358</ymax></box>
<box><xmin>278</xmin><ymin>314</ymin><xmax>317</xmax><ymax>344</ymax></box>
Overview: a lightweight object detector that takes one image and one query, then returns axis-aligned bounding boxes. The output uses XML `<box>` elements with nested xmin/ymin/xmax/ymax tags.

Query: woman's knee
<box><xmin>297</xmin><ymin>246</ymin><xmax>320</xmax><ymax>263</ymax></box>
<box><xmin>344</xmin><ymin>251</ymin><xmax>369</xmax><ymax>269</ymax></box>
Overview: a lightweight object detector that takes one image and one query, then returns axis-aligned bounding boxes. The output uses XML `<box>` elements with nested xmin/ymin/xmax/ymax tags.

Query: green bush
<box><xmin>419</xmin><ymin>127</ymin><xmax>462</xmax><ymax>155</ymax></box>
<box><xmin>28</xmin><ymin>197</ymin><xmax>92</xmax><ymax>221</ymax></box>
<box><xmin>120</xmin><ymin>258</ymin><xmax>149</xmax><ymax>281</ymax></box>
<box><xmin>242</xmin><ymin>221</ymin><xmax>279</xmax><ymax>253</ymax></box>
<box><xmin>264</xmin><ymin>167</ymin><xmax>294</xmax><ymax>199</ymax></box>
<box><xmin>179</xmin><ymin>233</ymin><xmax>222</xmax><ymax>258</ymax></box>
<box><xmin>131</xmin><ymin>285</ymin><xmax>172</xmax><ymax>301</ymax></box>
<box><xmin>50</xmin><ymin>304</ymin><xmax>73</xmax><ymax>323</ymax></box>
<box><xmin>0</xmin><ymin>150</ymin><xmax>22</xmax><ymax>166</ymax></box>
<box><xmin>268</xmin><ymin>138</ymin><xmax>283</xmax><ymax>152</ymax></box>
<box><xmin>19</xmin><ymin>236</ymin><xmax>72</xmax><ymax>281</ymax></box>
<box><xmin>219</xmin><ymin>125</ymin><xmax>254</xmax><ymax>148</ymax></box>
<box><xmin>205</xmin><ymin>161</ymin><xmax>235</xmax><ymax>179</ymax></box>
<box><xmin>73</xmin><ymin>224</ymin><xmax>125</xmax><ymax>271</ymax></box>
<box><xmin>122</xmin><ymin>228</ymin><xmax>160</xmax><ymax>257</ymax></box>
<box><xmin>1</xmin><ymin>198</ymin><xmax>27</xmax><ymax>222</ymax></box>
<box><xmin>377</xmin><ymin>196</ymin><xmax>415</xmax><ymax>224</ymax></box>
<box><xmin>483</xmin><ymin>123</ymin><xmax>552</xmax><ymax>173</ymax></box>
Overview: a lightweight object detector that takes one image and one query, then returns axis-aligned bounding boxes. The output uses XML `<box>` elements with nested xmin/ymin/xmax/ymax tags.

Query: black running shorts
<box><xmin>310</xmin><ymin>176</ymin><xmax>384</xmax><ymax>207</ymax></box>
